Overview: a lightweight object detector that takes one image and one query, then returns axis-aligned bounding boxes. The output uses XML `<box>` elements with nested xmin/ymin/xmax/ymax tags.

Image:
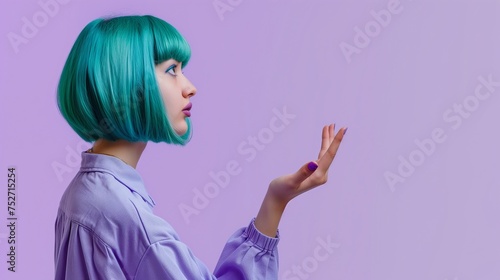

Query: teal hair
<box><xmin>57</xmin><ymin>15</ymin><xmax>192</xmax><ymax>144</ymax></box>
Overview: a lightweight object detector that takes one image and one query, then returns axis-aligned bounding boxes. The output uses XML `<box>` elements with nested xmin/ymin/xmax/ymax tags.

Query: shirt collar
<box><xmin>79</xmin><ymin>151</ymin><xmax>156</xmax><ymax>207</ymax></box>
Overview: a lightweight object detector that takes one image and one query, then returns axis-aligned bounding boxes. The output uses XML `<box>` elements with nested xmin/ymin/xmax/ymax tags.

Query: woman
<box><xmin>54</xmin><ymin>15</ymin><xmax>347</xmax><ymax>279</ymax></box>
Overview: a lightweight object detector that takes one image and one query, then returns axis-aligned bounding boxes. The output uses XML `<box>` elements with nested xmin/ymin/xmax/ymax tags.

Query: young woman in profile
<box><xmin>54</xmin><ymin>15</ymin><xmax>347</xmax><ymax>280</ymax></box>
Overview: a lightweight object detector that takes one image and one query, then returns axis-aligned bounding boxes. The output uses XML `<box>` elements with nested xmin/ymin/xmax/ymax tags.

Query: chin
<box><xmin>174</xmin><ymin>124</ymin><xmax>188</xmax><ymax>136</ymax></box>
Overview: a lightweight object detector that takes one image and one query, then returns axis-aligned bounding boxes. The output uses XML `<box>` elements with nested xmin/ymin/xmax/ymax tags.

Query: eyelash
<box><xmin>166</xmin><ymin>64</ymin><xmax>184</xmax><ymax>76</ymax></box>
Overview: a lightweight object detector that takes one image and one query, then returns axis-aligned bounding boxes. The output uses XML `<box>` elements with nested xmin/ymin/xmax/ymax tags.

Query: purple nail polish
<box><xmin>343</xmin><ymin>127</ymin><xmax>348</xmax><ymax>136</ymax></box>
<box><xmin>307</xmin><ymin>162</ymin><xmax>318</xmax><ymax>171</ymax></box>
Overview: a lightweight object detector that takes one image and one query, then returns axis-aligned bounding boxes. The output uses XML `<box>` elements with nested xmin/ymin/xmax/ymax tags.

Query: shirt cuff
<box><xmin>244</xmin><ymin>218</ymin><xmax>280</xmax><ymax>252</ymax></box>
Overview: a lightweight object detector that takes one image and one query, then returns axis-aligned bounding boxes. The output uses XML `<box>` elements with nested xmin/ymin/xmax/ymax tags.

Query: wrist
<box><xmin>254</xmin><ymin>189</ymin><xmax>288</xmax><ymax>237</ymax></box>
<box><xmin>264</xmin><ymin>189</ymin><xmax>289</xmax><ymax>212</ymax></box>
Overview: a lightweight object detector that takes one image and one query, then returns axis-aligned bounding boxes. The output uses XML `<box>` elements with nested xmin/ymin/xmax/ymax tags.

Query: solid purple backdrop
<box><xmin>1</xmin><ymin>0</ymin><xmax>500</xmax><ymax>279</ymax></box>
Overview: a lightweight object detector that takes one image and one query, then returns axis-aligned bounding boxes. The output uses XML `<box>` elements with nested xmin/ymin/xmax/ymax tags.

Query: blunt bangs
<box><xmin>146</xmin><ymin>15</ymin><xmax>191</xmax><ymax>68</ymax></box>
<box><xmin>57</xmin><ymin>15</ymin><xmax>193</xmax><ymax>145</ymax></box>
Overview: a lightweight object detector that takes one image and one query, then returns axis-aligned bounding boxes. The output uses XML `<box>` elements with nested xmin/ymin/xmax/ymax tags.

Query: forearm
<box><xmin>254</xmin><ymin>190</ymin><xmax>288</xmax><ymax>237</ymax></box>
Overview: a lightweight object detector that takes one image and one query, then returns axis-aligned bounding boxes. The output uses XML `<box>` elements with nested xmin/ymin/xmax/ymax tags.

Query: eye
<box><xmin>166</xmin><ymin>64</ymin><xmax>178</xmax><ymax>76</ymax></box>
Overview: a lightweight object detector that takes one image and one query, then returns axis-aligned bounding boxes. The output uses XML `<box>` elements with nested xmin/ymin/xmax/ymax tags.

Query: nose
<box><xmin>182</xmin><ymin>77</ymin><xmax>197</xmax><ymax>98</ymax></box>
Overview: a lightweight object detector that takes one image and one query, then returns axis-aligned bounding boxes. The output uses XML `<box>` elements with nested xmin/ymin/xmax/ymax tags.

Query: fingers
<box><xmin>318</xmin><ymin>124</ymin><xmax>334</xmax><ymax>159</ymax></box>
<box><xmin>317</xmin><ymin>125</ymin><xmax>347</xmax><ymax>171</ymax></box>
<box><xmin>291</xmin><ymin>161</ymin><xmax>318</xmax><ymax>185</ymax></box>
<box><xmin>329</xmin><ymin>124</ymin><xmax>335</xmax><ymax>142</ymax></box>
<box><xmin>292</xmin><ymin>124</ymin><xmax>346</xmax><ymax>187</ymax></box>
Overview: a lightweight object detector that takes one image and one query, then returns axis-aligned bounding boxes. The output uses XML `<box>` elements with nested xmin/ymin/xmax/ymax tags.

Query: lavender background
<box><xmin>1</xmin><ymin>0</ymin><xmax>500</xmax><ymax>279</ymax></box>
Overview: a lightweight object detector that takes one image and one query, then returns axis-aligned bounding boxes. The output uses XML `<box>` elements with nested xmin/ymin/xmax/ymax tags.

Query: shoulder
<box><xmin>58</xmin><ymin>171</ymin><xmax>149</xmax><ymax>244</ymax></box>
<box><xmin>58</xmin><ymin>169</ymin><xmax>181</xmax><ymax>246</ymax></box>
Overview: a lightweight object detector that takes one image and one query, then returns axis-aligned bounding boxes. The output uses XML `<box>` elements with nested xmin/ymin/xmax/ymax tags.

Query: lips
<box><xmin>182</xmin><ymin>102</ymin><xmax>192</xmax><ymax>117</ymax></box>
<box><xmin>183</xmin><ymin>102</ymin><xmax>192</xmax><ymax>111</ymax></box>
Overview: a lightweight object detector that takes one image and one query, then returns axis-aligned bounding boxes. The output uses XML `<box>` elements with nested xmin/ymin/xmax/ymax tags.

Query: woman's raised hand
<box><xmin>254</xmin><ymin>124</ymin><xmax>347</xmax><ymax>237</ymax></box>
<box><xmin>267</xmin><ymin>124</ymin><xmax>347</xmax><ymax>204</ymax></box>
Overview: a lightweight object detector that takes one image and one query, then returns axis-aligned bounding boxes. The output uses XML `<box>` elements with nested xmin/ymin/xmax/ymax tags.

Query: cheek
<box><xmin>158</xmin><ymin>83</ymin><xmax>174</xmax><ymax>112</ymax></box>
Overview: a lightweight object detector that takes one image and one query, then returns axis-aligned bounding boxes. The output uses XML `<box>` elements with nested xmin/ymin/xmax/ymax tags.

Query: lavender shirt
<box><xmin>54</xmin><ymin>151</ymin><xmax>279</xmax><ymax>279</ymax></box>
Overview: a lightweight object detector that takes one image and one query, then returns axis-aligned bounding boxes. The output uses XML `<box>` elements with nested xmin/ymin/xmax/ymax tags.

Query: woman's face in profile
<box><xmin>155</xmin><ymin>59</ymin><xmax>197</xmax><ymax>135</ymax></box>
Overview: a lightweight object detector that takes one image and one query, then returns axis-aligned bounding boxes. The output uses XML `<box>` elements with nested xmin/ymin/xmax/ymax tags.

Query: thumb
<box><xmin>292</xmin><ymin>161</ymin><xmax>318</xmax><ymax>184</ymax></box>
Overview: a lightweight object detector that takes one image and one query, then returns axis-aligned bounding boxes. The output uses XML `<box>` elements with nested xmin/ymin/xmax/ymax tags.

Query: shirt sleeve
<box><xmin>133</xmin><ymin>218</ymin><xmax>279</xmax><ymax>280</ymax></box>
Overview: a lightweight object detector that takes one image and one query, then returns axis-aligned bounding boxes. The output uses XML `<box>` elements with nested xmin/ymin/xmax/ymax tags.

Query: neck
<box><xmin>89</xmin><ymin>139</ymin><xmax>147</xmax><ymax>169</ymax></box>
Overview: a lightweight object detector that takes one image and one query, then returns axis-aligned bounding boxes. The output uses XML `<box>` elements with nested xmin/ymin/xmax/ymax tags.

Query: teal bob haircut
<box><xmin>57</xmin><ymin>15</ymin><xmax>192</xmax><ymax>145</ymax></box>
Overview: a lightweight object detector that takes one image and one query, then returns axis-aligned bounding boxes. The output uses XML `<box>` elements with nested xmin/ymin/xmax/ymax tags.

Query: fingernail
<box><xmin>343</xmin><ymin>127</ymin><xmax>348</xmax><ymax>136</ymax></box>
<box><xmin>307</xmin><ymin>161</ymin><xmax>318</xmax><ymax>171</ymax></box>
